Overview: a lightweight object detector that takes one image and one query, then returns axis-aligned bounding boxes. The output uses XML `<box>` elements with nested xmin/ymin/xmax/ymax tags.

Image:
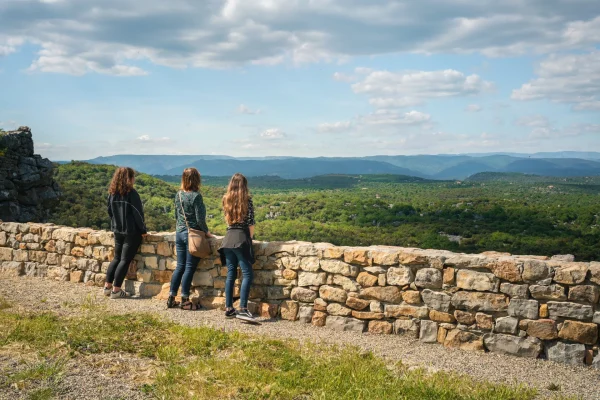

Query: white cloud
<box><xmin>136</xmin><ymin>135</ymin><xmax>172</xmax><ymax>143</ymax></box>
<box><xmin>333</xmin><ymin>72</ymin><xmax>357</xmax><ymax>82</ymax></box>
<box><xmin>317</xmin><ymin>121</ymin><xmax>353</xmax><ymax>133</ymax></box>
<box><xmin>237</xmin><ymin>104</ymin><xmax>261</xmax><ymax>115</ymax></box>
<box><xmin>349</xmin><ymin>69</ymin><xmax>493</xmax><ymax>109</ymax></box>
<box><xmin>512</xmin><ymin>51</ymin><xmax>600</xmax><ymax>110</ymax></box>
<box><xmin>260</xmin><ymin>128</ymin><xmax>286</xmax><ymax>139</ymax></box>
<box><xmin>0</xmin><ymin>120</ymin><xmax>18</xmax><ymax>130</ymax></box>
<box><xmin>514</xmin><ymin>115</ymin><xmax>600</xmax><ymax>139</ymax></box>
<box><xmin>465</xmin><ymin>104</ymin><xmax>482</xmax><ymax>112</ymax></box>
<box><xmin>1</xmin><ymin>1</ymin><xmax>599</xmax><ymax>75</ymax></box>
<box><xmin>530</xmin><ymin>123</ymin><xmax>600</xmax><ymax>139</ymax></box>
<box><xmin>514</xmin><ymin>115</ymin><xmax>550</xmax><ymax>127</ymax></box>
<box><xmin>369</xmin><ymin>97</ymin><xmax>423</xmax><ymax>109</ymax></box>
<box><xmin>0</xmin><ymin>37</ymin><xmax>24</xmax><ymax>56</ymax></box>
<box><xmin>360</xmin><ymin>110</ymin><xmax>431</xmax><ymax>126</ymax></box>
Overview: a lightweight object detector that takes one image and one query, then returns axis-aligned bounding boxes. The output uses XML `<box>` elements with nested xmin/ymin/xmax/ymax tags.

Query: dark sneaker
<box><xmin>235</xmin><ymin>308</ymin><xmax>256</xmax><ymax>322</ymax></box>
<box><xmin>225</xmin><ymin>308</ymin><xmax>236</xmax><ymax>318</ymax></box>
<box><xmin>110</xmin><ymin>290</ymin><xmax>131</xmax><ymax>299</ymax></box>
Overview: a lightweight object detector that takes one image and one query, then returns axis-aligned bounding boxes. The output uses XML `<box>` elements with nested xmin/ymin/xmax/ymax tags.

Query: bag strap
<box><xmin>178</xmin><ymin>191</ymin><xmax>190</xmax><ymax>229</ymax></box>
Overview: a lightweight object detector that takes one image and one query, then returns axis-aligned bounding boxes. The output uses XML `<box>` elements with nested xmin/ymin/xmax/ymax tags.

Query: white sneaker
<box><xmin>235</xmin><ymin>309</ymin><xmax>258</xmax><ymax>323</ymax></box>
<box><xmin>110</xmin><ymin>290</ymin><xmax>131</xmax><ymax>299</ymax></box>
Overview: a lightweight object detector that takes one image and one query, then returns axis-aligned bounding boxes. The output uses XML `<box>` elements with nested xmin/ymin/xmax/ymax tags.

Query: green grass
<box><xmin>0</xmin><ymin>306</ymin><xmax>548</xmax><ymax>400</ymax></box>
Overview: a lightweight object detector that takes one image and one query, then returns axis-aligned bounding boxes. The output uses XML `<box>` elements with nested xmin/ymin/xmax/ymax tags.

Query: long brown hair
<box><xmin>109</xmin><ymin>167</ymin><xmax>136</xmax><ymax>196</ymax></box>
<box><xmin>222</xmin><ymin>173</ymin><xmax>250</xmax><ymax>225</ymax></box>
<box><xmin>180</xmin><ymin>168</ymin><xmax>201</xmax><ymax>192</ymax></box>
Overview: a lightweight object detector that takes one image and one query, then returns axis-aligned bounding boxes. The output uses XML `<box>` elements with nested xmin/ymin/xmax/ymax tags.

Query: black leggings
<box><xmin>106</xmin><ymin>233</ymin><xmax>142</xmax><ymax>287</ymax></box>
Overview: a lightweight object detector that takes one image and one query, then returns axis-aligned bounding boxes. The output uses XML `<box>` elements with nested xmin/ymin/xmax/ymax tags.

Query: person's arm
<box><xmin>130</xmin><ymin>190</ymin><xmax>147</xmax><ymax>234</ymax></box>
<box><xmin>249</xmin><ymin>225</ymin><xmax>255</xmax><ymax>240</ymax></box>
<box><xmin>194</xmin><ymin>193</ymin><xmax>211</xmax><ymax>235</ymax></box>
<box><xmin>107</xmin><ymin>194</ymin><xmax>113</xmax><ymax>219</ymax></box>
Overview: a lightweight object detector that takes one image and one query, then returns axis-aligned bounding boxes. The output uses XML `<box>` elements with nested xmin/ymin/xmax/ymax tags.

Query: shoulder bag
<box><xmin>178</xmin><ymin>191</ymin><xmax>211</xmax><ymax>258</ymax></box>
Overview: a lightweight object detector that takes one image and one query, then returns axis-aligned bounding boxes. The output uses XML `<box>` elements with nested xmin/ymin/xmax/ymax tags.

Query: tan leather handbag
<box><xmin>178</xmin><ymin>191</ymin><xmax>211</xmax><ymax>258</ymax></box>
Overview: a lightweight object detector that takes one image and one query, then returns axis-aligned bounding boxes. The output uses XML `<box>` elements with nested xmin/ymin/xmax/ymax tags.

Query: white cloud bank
<box><xmin>512</xmin><ymin>51</ymin><xmax>600</xmax><ymax>111</ymax></box>
<box><xmin>0</xmin><ymin>0</ymin><xmax>599</xmax><ymax>75</ymax></box>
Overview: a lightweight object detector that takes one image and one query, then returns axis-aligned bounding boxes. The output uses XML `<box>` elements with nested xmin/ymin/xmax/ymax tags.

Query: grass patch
<box><xmin>3</xmin><ymin>360</ymin><xmax>64</xmax><ymax>387</ymax></box>
<box><xmin>0</xmin><ymin>308</ymin><xmax>544</xmax><ymax>400</ymax></box>
<box><xmin>0</xmin><ymin>358</ymin><xmax>64</xmax><ymax>400</ymax></box>
<box><xmin>0</xmin><ymin>296</ymin><xmax>11</xmax><ymax>310</ymax></box>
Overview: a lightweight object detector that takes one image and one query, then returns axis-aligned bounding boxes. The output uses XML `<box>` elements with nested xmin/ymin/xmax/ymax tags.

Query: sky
<box><xmin>0</xmin><ymin>0</ymin><xmax>599</xmax><ymax>161</ymax></box>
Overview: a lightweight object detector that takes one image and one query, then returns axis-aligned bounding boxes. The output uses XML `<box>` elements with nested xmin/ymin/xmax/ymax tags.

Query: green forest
<box><xmin>50</xmin><ymin>163</ymin><xmax>600</xmax><ymax>261</ymax></box>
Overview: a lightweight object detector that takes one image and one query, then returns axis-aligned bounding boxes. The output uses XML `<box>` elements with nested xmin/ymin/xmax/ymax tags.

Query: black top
<box><xmin>227</xmin><ymin>198</ymin><xmax>255</xmax><ymax>230</ymax></box>
<box><xmin>107</xmin><ymin>189</ymin><xmax>147</xmax><ymax>235</ymax></box>
<box><xmin>175</xmin><ymin>190</ymin><xmax>209</xmax><ymax>233</ymax></box>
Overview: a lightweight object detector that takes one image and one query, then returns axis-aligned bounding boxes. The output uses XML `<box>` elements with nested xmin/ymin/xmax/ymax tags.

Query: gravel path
<box><xmin>1</xmin><ymin>277</ymin><xmax>599</xmax><ymax>399</ymax></box>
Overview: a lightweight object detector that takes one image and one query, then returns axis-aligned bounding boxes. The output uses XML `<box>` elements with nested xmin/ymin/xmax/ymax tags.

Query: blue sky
<box><xmin>0</xmin><ymin>0</ymin><xmax>598</xmax><ymax>160</ymax></box>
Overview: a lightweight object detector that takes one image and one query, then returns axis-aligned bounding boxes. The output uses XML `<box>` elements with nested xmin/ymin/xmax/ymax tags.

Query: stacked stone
<box><xmin>0</xmin><ymin>127</ymin><xmax>61</xmax><ymax>222</ymax></box>
<box><xmin>0</xmin><ymin>221</ymin><xmax>599</xmax><ymax>368</ymax></box>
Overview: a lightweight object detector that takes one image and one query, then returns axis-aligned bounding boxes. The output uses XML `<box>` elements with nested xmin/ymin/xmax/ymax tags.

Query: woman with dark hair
<box><xmin>219</xmin><ymin>173</ymin><xmax>256</xmax><ymax>321</ymax></box>
<box><xmin>104</xmin><ymin>167</ymin><xmax>147</xmax><ymax>299</ymax></box>
<box><xmin>168</xmin><ymin>167</ymin><xmax>213</xmax><ymax>310</ymax></box>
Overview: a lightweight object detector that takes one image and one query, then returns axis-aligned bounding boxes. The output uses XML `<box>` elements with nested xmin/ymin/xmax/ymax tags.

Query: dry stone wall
<box><xmin>1</xmin><ymin>222</ymin><xmax>599</xmax><ymax>368</ymax></box>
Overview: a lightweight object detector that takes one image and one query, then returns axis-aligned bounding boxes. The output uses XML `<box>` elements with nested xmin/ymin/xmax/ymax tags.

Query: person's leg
<box><xmin>224</xmin><ymin>249</ymin><xmax>239</xmax><ymax>310</ymax></box>
<box><xmin>235</xmin><ymin>248</ymin><xmax>254</xmax><ymax>310</ymax></box>
<box><xmin>169</xmin><ymin>231</ymin><xmax>188</xmax><ymax>298</ymax></box>
<box><xmin>112</xmin><ymin>234</ymin><xmax>142</xmax><ymax>290</ymax></box>
<box><xmin>180</xmin><ymin>244</ymin><xmax>200</xmax><ymax>300</ymax></box>
<box><xmin>105</xmin><ymin>233</ymin><xmax>125</xmax><ymax>291</ymax></box>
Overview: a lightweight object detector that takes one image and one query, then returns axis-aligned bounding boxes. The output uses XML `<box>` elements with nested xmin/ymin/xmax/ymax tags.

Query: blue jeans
<box><xmin>170</xmin><ymin>230</ymin><xmax>200</xmax><ymax>298</ymax></box>
<box><xmin>223</xmin><ymin>247</ymin><xmax>254</xmax><ymax>309</ymax></box>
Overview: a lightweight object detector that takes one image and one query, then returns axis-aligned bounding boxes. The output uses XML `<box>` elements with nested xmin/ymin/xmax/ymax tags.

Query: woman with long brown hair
<box><xmin>218</xmin><ymin>173</ymin><xmax>255</xmax><ymax>321</ymax></box>
<box><xmin>104</xmin><ymin>167</ymin><xmax>146</xmax><ymax>299</ymax></box>
<box><xmin>168</xmin><ymin>168</ymin><xmax>213</xmax><ymax>310</ymax></box>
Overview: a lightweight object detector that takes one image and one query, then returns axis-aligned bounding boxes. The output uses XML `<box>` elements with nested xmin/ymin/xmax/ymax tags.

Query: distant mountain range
<box><xmin>71</xmin><ymin>152</ymin><xmax>600</xmax><ymax>180</ymax></box>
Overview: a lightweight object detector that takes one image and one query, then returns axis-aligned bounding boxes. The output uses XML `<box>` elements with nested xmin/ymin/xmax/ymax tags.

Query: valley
<box><xmin>49</xmin><ymin>162</ymin><xmax>600</xmax><ymax>261</ymax></box>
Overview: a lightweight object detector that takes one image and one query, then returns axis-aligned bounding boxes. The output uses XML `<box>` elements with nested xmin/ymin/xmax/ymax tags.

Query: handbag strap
<box><xmin>178</xmin><ymin>191</ymin><xmax>190</xmax><ymax>230</ymax></box>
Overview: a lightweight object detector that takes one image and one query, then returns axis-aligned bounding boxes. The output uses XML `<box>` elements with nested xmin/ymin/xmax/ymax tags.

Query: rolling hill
<box><xmin>76</xmin><ymin>153</ymin><xmax>600</xmax><ymax>180</ymax></box>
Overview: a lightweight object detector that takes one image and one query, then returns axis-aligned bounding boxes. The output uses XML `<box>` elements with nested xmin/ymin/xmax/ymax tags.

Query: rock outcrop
<box><xmin>0</xmin><ymin>126</ymin><xmax>61</xmax><ymax>222</ymax></box>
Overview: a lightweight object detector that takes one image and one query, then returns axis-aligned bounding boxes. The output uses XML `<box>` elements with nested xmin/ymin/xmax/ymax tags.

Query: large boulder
<box><xmin>483</xmin><ymin>333</ymin><xmax>543</xmax><ymax>358</ymax></box>
<box><xmin>456</xmin><ymin>270</ymin><xmax>499</xmax><ymax>292</ymax></box>
<box><xmin>547</xmin><ymin>302</ymin><xmax>594</xmax><ymax>321</ymax></box>
<box><xmin>451</xmin><ymin>291</ymin><xmax>508</xmax><ymax>313</ymax></box>
<box><xmin>421</xmin><ymin>289</ymin><xmax>452</xmax><ymax>312</ymax></box>
<box><xmin>545</xmin><ymin>342</ymin><xmax>586</xmax><ymax>366</ymax></box>
<box><xmin>325</xmin><ymin>316</ymin><xmax>366</xmax><ymax>333</ymax></box>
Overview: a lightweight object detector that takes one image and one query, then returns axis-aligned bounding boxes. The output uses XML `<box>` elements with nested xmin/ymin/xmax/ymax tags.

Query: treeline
<box><xmin>50</xmin><ymin>163</ymin><xmax>600</xmax><ymax>261</ymax></box>
<box><xmin>50</xmin><ymin>162</ymin><xmax>178</xmax><ymax>231</ymax></box>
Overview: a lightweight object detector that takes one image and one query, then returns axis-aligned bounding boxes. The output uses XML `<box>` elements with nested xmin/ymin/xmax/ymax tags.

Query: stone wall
<box><xmin>0</xmin><ymin>127</ymin><xmax>61</xmax><ymax>222</ymax></box>
<box><xmin>1</xmin><ymin>222</ymin><xmax>599</xmax><ymax>368</ymax></box>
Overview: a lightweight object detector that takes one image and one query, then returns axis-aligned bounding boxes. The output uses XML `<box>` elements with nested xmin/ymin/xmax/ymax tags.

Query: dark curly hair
<box><xmin>109</xmin><ymin>167</ymin><xmax>136</xmax><ymax>196</ymax></box>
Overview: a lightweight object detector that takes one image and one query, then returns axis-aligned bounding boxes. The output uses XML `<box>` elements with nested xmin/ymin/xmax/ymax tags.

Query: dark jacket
<box><xmin>218</xmin><ymin>227</ymin><xmax>255</xmax><ymax>266</ymax></box>
<box><xmin>107</xmin><ymin>189</ymin><xmax>147</xmax><ymax>235</ymax></box>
